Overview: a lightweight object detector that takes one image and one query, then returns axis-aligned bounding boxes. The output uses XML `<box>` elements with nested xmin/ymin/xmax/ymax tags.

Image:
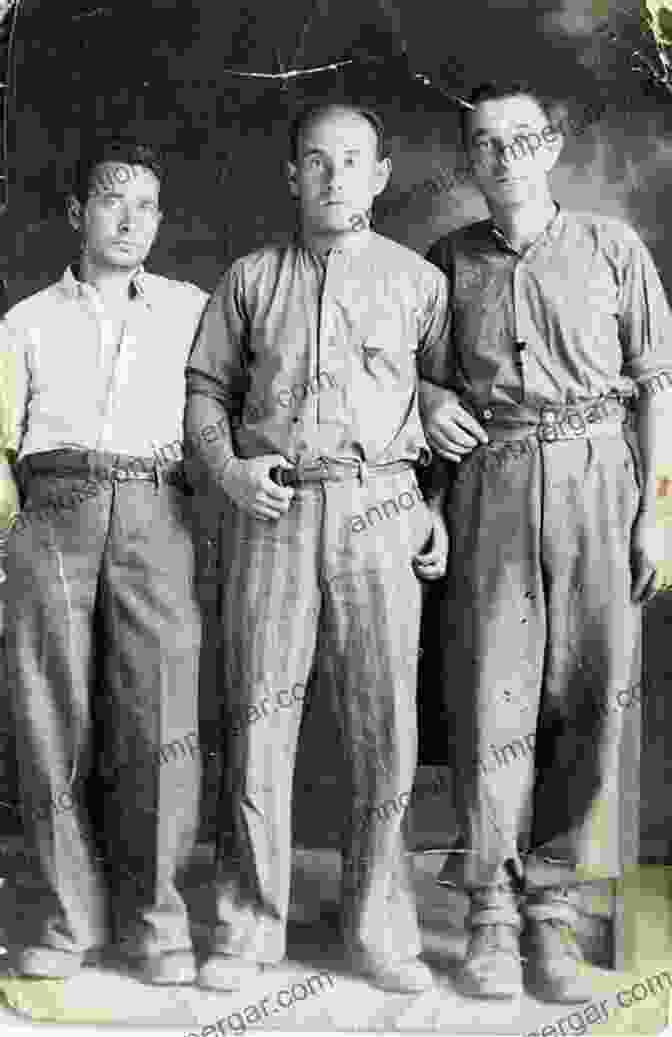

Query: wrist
<box><xmin>215</xmin><ymin>454</ymin><xmax>240</xmax><ymax>492</ymax></box>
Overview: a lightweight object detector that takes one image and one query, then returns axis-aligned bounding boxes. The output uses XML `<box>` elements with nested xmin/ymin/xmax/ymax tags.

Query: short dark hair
<box><xmin>289</xmin><ymin>103</ymin><xmax>386</xmax><ymax>163</ymax></box>
<box><xmin>460</xmin><ymin>82</ymin><xmax>552</xmax><ymax>150</ymax></box>
<box><xmin>71</xmin><ymin>138</ymin><xmax>165</xmax><ymax>204</ymax></box>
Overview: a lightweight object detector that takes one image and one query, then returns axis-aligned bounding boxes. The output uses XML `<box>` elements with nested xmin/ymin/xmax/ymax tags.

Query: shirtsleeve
<box><xmin>185</xmin><ymin>260</ymin><xmax>250</xmax><ymax>413</ymax></box>
<box><xmin>418</xmin><ymin>239</ymin><xmax>457</xmax><ymax>389</ymax></box>
<box><xmin>618</xmin><ymin>229</ymin><xmax>672</xmax><ymax>386</ymax></box>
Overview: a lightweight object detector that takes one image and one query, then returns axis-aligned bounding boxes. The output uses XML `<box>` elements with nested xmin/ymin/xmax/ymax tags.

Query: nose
<box><xmin>117</xmin><ymin>205</ymin><xmax>132</xmax><ymax>230</ymax></box>
<box><xmin>324</xmin><ymin>161</ymin><xmax>345</xmax><ymax>190</ymax></box>
<box><xmin>492</xmin><ymin>141</ymin><xmax>512</xmax><ymax>167</ymax></box>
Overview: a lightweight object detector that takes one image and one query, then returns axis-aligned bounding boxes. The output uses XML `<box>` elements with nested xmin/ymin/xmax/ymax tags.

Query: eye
<box><xmin>344</xmin><ymin>155</ymin><xmax>356</xmax><ymax>167</ymax></box>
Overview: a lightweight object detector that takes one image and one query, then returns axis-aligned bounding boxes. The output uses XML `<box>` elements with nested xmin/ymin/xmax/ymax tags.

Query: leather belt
<box><xmin>270</xmin><ymin>458</ymin><xmax>413</xmax><ymax>487</ymax></box>
<box><xmin>17</xmin><ymin>450</ymin><xmax>192</xmax><ymax>494</ymax></box>
<box><xmin>467</xmin><ymin>397</ymin><xmax>629</xmax><ymax>444</ymax></box>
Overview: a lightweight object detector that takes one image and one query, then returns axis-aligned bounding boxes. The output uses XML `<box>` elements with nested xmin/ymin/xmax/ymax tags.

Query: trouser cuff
<box><xmin>467</xmin><ymin>884</ymin><xmax>522</xmax><ymax>929</ymax></box>
<box><xmin>524</xmin><ymin>886</ymin><xmax>578</xmax><ymax>926</ymax></box>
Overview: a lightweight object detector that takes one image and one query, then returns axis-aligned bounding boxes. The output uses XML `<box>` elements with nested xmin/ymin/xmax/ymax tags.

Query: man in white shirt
<box><xmin>0</xmin><ymin>139</ymin><xmax>207</xmax><ymax>984</ymax></box>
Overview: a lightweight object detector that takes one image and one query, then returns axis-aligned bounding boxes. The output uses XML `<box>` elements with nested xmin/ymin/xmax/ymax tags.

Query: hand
<box><xmin>217</xmin><ymin>455</ymin><xmax>294</xmax><ymax>521</ymax></box>
<box><xmin>412</xmin><ymin>509</ymin><xmax>449</xmax><ymax>581</ymax></box>
<box><xmin>424</xmin><ymin>389</ymin><xmax>489</xmax><ymax>463</ymax></box>
<box><xmin>630</xmin><ymin>513</ymin><xmax>665</xmax><ymax>604</ymax></box>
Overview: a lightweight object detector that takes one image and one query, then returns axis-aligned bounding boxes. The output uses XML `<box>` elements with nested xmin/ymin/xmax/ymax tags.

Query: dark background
<box><xmin>0</xmin><ymin>0</ymin><xmax>671</xmax><ymax>860</ymax></box>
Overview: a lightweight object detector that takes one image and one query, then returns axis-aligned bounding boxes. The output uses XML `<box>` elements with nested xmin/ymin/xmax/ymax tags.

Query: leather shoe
<box><xmin>349</xmin><ymin>951</ymin><xmax>434</xmax><ymax>994</ymax></box>
<box><xmin>198</xmin><ymin>954</ymin><xmax>260</xmax><ymax>992</ymax></box>
<box><xmin>131</xmin><ymin>949</ymin><xmax>198</xmax><ymax>986</ymax></box>
<box><xmin>459</xmin><ymin>924</ymin><xmax>523</xmax><ymax>1000</ymax></box>
<box><xmin>523</xmin><ymin>919</ymin><xmax>593</xmax><ymax>1003</ymax></box>
<box><xmin>14</xmin><ymin>946</ymin><xmax>84</xmax><ymax>980</ymax></box>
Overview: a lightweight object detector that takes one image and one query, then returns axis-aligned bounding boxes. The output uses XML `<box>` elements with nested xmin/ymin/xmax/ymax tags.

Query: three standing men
<box><xmin>0</xmin><ymin>87</ymin><xmax>667</xmax><ymax>1007</ymax></box>
<box><xmin>423</xmin><ymin>82</ymin><xmax>672</xmax><ymax>1002</ymax></box>
<box><xmin>185</xmin><ymin>103</ymin><xmax>449</xmax><ymax>994</ymax></box>
<box><xmin>0</xmin><ymin>140</ymin><xmax>207</xmax><ymax>983</ymax></box>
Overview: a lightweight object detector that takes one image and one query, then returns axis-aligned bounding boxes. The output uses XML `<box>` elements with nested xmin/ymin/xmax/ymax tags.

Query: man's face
<box><xmin>465</xmin><ymin>94</ymin><xmax>562</xmax><ymax>208</ymax></box>
<box><xmin>69</xmin><ymin>162</ymin><xmax>162</xmax><ymax>269</ymax></box>
<box><xmin>288</xmin><ymin>109</ymin><xmax>391</xmax><ymax>235</ymax></box>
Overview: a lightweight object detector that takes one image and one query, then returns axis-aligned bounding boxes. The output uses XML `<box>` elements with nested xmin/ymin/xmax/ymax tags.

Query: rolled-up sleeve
<box><xmin>185</xmin><ymin>260</ymin><xmax>250</xmax><ymax>410</ymax></box>
<box><xmin>0</xmin><ymin>318</ymin><xmax>29</xmax><ymax>456</ymax></box>
<box><xmin>618</xmin><ymin>230</ymin><xmax>672</xmax><ymax>387</ymax></box>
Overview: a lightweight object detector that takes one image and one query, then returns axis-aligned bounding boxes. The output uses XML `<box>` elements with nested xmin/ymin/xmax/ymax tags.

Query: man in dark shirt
<box><xmin>185</xmin><ymin>103</ymin><xmax>449</xmax><ymax>994</ymax></box>
<box><xmin>423</xmin><ymin>82</ymin><xmax>672</xmax><ymax>1003</ymax></box>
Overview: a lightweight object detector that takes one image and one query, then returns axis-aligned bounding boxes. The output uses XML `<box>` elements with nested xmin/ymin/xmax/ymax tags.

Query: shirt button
<box><xmin>482</xmin><ymin>408</ymin><xmax>493</xmax><ymax>420</ymax></box>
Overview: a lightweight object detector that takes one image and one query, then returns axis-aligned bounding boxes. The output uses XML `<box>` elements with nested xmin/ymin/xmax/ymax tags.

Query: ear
<box><xmin>372</xmin><ymin>156</ymin><xmax>392</xmax><ymax>198</ymax></box>
<box><xmin>286</xmin><ymin>160</ymin><xmax>299</xmax><ymax>199</ymax></box>
<box><xmin>67</xmin><ymin>194</ymin><xmax>83</xmax><ymax>232</ymax></box>
<box><xmin>540</xmin><ymin>124</ymin><xmax>564</xmax><ymax>173</ymax></box>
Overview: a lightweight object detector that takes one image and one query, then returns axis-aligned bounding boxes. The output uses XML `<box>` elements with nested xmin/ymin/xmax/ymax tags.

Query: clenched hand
<box><xmin>217</xmin><ymin>455</ymin><xmax>294</xmax><ymax>521</ymax></box>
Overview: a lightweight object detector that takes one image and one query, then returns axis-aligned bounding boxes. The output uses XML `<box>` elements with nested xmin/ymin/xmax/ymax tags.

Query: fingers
<box><xmin>631</xmin><ymin>552</ymin><xmax>657</xmax><ymax>604</ymax></box>
<box><xmin>259</xmin><ymin>457</ymin><xmax>295</xmax><ymax>509</ymax></box>
<box><xmin>427</xmin><ymin>410</ymin><xmax>488</xmax><ymax>462</ymax></box>
<box><xmin>253</xmin><ymin>489</ymin><xmax>292</xmax><ymax>520</ymax></box>
<box><xmin>433</xmin><ymin>447</ymin><xmax>467</xmax><ymax>464</ymax></box>
<box><xmin>428</xmin><ymin>423</ymin><xmax>476</xmax><ymax>455</ymax></box>
<box><xmin>413</xmin><ymin>554</ymin><xmax>447</xmax><ymax>580</ymax></box>
<box><xmin>452</xmin><ymin>410</ymin><xmax>489</xmax><ymax>444</ymax></box>
<box><xmin>252</xmin><ymin>504</ymin><xmax>286</xmax><ymax>521</ymax></box>
<box><xmin>413</xmin><ymin>521</ymin><xmax>449</xmax><ymax>580</ymax></box>
<box><xmin>641</xmin><ymin>572</ymin><xmax>659</xmax><ymax>605</ymax></box>
<box><xmin>260</xmin><ymin>476</ymin><xmax>294</xmax><ymax>507</ymax></box>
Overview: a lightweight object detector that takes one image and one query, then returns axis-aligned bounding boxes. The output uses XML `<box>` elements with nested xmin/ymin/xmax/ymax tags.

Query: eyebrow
<box><xmin>472</xmin><ymin>122</ymin><xmax>536</xmax><ymax>139</ymax></box>
<box><xmin>301</xmin><ymin>146</ymin><xmax>363</xmax><ymax>157</ymax></box>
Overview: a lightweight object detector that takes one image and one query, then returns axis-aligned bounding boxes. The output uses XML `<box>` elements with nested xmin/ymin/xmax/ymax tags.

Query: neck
<box><xmin>300</xmin><ymin>222</ymin><xmax>371</xmax><ymax>258</ymax></box>
<box><xmin>488</xmin><ymin>191</ymin><xmax>556</xmax><ymax>249</ymax></box>
<box><xmin>78</xmin><ymin>253</ymin><xmax>138</xmax><ymax>302</ymax></box>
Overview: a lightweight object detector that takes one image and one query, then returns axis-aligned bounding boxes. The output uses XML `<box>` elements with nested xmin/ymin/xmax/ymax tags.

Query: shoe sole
<box><xmin>197</xmin><ymin>963</ymin><xmax>260</xmax><ymax>992</ymax></box>
<box><xmin>459</xmin><ymin>972</ymin><xmax>522</xmax><ymax>1000</ymax></box>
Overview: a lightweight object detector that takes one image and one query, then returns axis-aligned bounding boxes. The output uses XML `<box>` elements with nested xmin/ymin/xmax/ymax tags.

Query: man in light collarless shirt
<box><xmin>422</xmin><ymin>82</ymin><xmax>672</xmax><ymax>1003</ymax></box>
<box><xmin>185</xmin><ymin>103</ymin><xmax>450</xmax><ymax>994</ymax></box>
<box><xmin>0</xmin><ymin>139</ymin><xmax>207</xmax><ymax>984</ymax></box>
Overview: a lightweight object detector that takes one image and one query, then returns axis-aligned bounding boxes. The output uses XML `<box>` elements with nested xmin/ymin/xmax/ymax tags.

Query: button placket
<box><xmin>318</xmin><ymin>252</ymin><xmax>346</xmax><ymax>429</ymax></box>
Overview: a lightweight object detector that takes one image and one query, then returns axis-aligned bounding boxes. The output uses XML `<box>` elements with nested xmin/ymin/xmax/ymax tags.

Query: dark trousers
<box><xmin>438</xmin><ymin>429</ymin><xmax>642</xmax><ymax>910</ymax></box>
<box><xmin>213</xmin><ymin>469</ymin><xmax>433</xmax><ymax>963</ymax></box>
<box><xmin>4</xmin><ymin>464</ymin><xmax>201</xmax><ymax>955</ymax></box>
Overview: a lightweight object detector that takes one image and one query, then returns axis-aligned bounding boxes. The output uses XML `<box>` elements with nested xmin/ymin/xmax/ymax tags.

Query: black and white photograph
<box><xmin>0</xmin><ymin>0</ymin><xmax>671</xmax><ymax>1033</ymax></box>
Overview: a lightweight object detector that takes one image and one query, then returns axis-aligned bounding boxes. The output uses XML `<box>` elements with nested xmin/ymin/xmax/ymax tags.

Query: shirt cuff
<box><xmin>185</xmin><ymin>367</ymin><xmax>240</xmax><ymax>409</ymax></box>
<box><xmin>631</xmin><ymin>370</ymin><xmax>672</xmax><ymax>396</ymax></box>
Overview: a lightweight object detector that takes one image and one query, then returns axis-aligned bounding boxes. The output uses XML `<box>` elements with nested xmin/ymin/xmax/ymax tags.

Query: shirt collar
<box><xmin>489</xmin><ymin>201</ymin><xmax>564</xmax><ymax>256</ymax></box>
<box><xmin>295</xmin><ymin>226</ymin><xmax>374</xmax><ymax>265</ymax></box>
<box><xmin>60</xmin><ymin>263</ymin><xmax>152</xmax><ymax>307</ymax></box>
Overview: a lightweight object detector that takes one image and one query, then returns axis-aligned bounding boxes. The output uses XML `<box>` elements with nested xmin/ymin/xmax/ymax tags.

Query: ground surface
<box><xmin>0</xmin><ymin>844</ymin><xmax>668</xmax><ymax>1034</ymax></box>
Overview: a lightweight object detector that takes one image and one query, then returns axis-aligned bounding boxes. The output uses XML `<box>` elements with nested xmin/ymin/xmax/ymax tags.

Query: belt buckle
<box><xmin>112</xmin><ymin>467</ymin><xmax>133</xmax><ymax>482</ymax></box>
<box><xmin>564</xmin><ymin>408</ymin><xmax>585</xmax><ymax>438</ymax></box>
<box><xmin>304</xmin><ymin>459</ymin><xmax>328</xmax><ymax>480</ymax></box>
<box><xmin>538</xmin><ymin>408</ymin><xmax>558</xmax><ymax>443</ymax></box>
